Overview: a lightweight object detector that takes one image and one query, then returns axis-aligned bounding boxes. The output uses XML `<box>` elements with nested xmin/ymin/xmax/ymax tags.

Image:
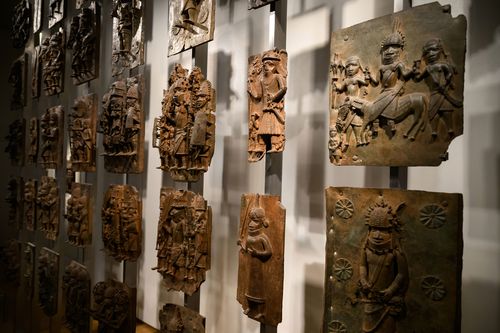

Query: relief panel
<box><xmin>24</xmin><ymin>179</ymin><xmax>37</xmax><ymax>231</ymax></box>
<box><xmin>39</xmin><ymin>105</ymin><xmax>64</xmax><ymax>169</ymax></box>
<box><xmin>159</xmin><ymin>303</ymin><xmax>205</xmax><ymax>333</ymax></box>
<box><xmin>62</xmin><ymin>261</ymin><xmax>91</xmax><ymax>333</ymax></box>
<box><xmin>37</xmin><ymin>176</ymin><xmax>60</xmax><ymax>240</ymax></box>
<box><xmin>65</xmin><ymin>183</ymin><xmax>92</xmax><ymax>247</ymax></box>
<box><xmin>6</xmin><ymin>176</ymin><xmax>24</xmax><ymax>229</ymax></box>
<box><xmin>48</xmin><ymin>0</ymin><xmax>64</xmax><ymax>28</ymax></box>
<box><xmin>27</xmin><ymin>117</ymin><xmax>38</xmax><ymax>166</ymax></box>
<box><xmin>9</xmin><ymin>53</ymin><xmax>27</xmax><ymax>110</ymax></box>
<box><xmin>0</xmin><ymin>240</ymin><xmax>21</xmax><ymax>286</ymax></box>
<box><xmin>33</xmin><ymin>0</ymin><xmax>42</xmax><ymax>33</ymax></box>
<box><xmin>23</xmin><ymin>243</ymin><xmax>36</xmax><ymax>299</ymax></box>
<box><xmin>40</xmin><ymin>28</ymin><xmax>65</xmax><ymax>96</ymax></box>
<box><xmin>11</xmin><ymin>0</ymin><xmax>31</xmax><ymax>48</ymax></box>
<box><xmin>38</xmin><ymin>247</ymin><xmax>59</xmax><ymax>317</ymax></box>
<box><xmin>70</xmin><ymin>94</ymin><xmax>97</xmax><ymax>172</ymax></box>
<box><xmin>248</xmin><ymin>0</ymin><xmax>277</xmax><ymax>10</ymax></box>
<box><xmin>5</xmin><ymin>118</ymin><xmax>26</xmax><ymax>166</ymax></box>
<box><xmin>91</xmin><ymin>280</ymin><xmax>133</xmax><ymax>333</ymax></box>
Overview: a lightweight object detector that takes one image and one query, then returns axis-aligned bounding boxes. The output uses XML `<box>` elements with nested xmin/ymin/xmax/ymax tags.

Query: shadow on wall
<box><xmin>216</xmin><ymin>51</ymin><xmax>238</xmax><ymax>112</ymax></box>
<box><xmin>304</xmin><ymin>262</ymin><xmax>324</xmax><ymax>333</ymax></box>
<box><xmin>462</xmin><ymin>279</ymin><xmax>500</xmax><ymax>332</ymax></box>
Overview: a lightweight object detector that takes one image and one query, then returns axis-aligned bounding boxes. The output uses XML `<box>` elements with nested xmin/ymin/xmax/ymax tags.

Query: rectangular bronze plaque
<box><xmin>27</xmin><ymin>117</ymin><xmax>38</xmax><ymax>166</ymax></box>
<box><xmin>37</xmin><ymin>176</ymin><xmax>60</xmax><ymax>240</ymax></box>
<box><xmin>248</xmin><ymin>0</ymin><xmax>277</xmax><ymax>10</ymax></box>
<box><xmin>39</xmin><ymin>105</ymin><xmax>64</xmax><ymax>169</ymax></box>
<box><xmin>65</xmin><ymin>183</ymin><xmax>93</xmax><ymax>247</ymax></box>
<box><xmin>159</xmin><ymin>303</ymin><xmax>205</xmax><ymax>332</ymax></box>
<box><xmin>9</xmin><ymin>53</ymin><xmax>27</xmax><ymax>110</ymax></box>
<box><xmin>323</xmin><ymin>187</ymin><xmax>462</xmax><ymax>333</ymax></box>
<box><xmin>38</xmin><ymin>247</ymin><xmax>59</xmax><ymax>317</ymax></box>
<box><xmin>237</xmin><ymin>193</ymin><xmax>285</xmax><ymax>326</ymax></box>
<box><xmin>91</xmin><ymin>280</ymin><xmax>133</xmax><ymax>332</ymax></box>
<box><xmin>5</xmin><ymin>118</ymin><xmax>25</xmax><ymax>166</ymax></box>
<box><xmin>329</xmin><ymin>3</ymin><xmax>466</xmax><ymax>166</ymax></box>
<box><xmin>62</xmin><ymin>261</ymin><xmax>90</xmax><ymax>333</ymax></box>
<box><xmin>24</xmin><ymin>179</ymin><xmax>37</xmax><ymax>231</ymax></box>
<box><xmin>70</xmin><ymin>94</ymin><xmax>97</xmax><ymax>172</ymax></box>
<box><xmin>48</xmin><ymin>0</ymin><xmax>65</xmax><ymax>28</ymax></box>
<box><xmin>23</xmin><ymin>242</ymin><xmax>35</xmax><ymax>299</ymax></box>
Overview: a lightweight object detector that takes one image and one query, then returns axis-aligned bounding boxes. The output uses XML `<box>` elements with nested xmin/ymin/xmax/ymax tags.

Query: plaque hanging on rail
<box><xmin>38</xmin><ymin>247</ymin><xmax>59</xmax><ymax>317</ymax></box>
<box><xmin>328</xmin><ymin>3</ymin><xmax>466</xmax><ymax>166</ymax></box>
<box><xmin>62</xmin><ymin>261</ymin><xmax>91</xmax><ymax>333</ymax></box>
<box><xmin>91</xmin><ymin>280</ymin><xmax>133</xmax><ymax>333</ymax></box>
<box><xmin>159</xmin><ymin>303</ymin><xmax>205</xmax><ymax>332</ymax></box>
<box><xmin>70</xmin><ymin>94</ymin><xmax>97</xmax><ymax>172</ymax></box>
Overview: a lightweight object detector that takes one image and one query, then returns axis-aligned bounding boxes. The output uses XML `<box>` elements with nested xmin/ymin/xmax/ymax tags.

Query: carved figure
<box><xmin>6</xmin><ymin>177</ymin><xmax>23</xmax><ymax>229</ymax></box>
<box><xmin>0</xmin><ymin>240</ymin><xmax>21</xmax><ymax>285</ymax></box>
<box><xmin>62</xmin><ymin>261</ymin><xmax>90</xmax><ymax>333</ymax></box>
<box><xmin>65</xmin><ymin>183</ymin><xmax>92</xmax><ymax>247</ymax></box>
<box><xmin>27</xmin><ymin>117</ymin><xmax>38</xmax><ymax>165</ymax></box>
<box><xmin>159</xmin><ymin>303</ymin><xmax>205</xmax><ymax>333</ymax></box>
<box><xmin>11</xmin><ymin>0</ymin><xmax>31</xmax><ymax>48</ymax></box>
<box><xmin>328</xmin><ymin>3</ymin><xmax>466</xmax><ymax>165</ymax></box>
<box><xmin>5</xmin><ymin>118</ymin><xmax>25</xmax><ymax>166</ymax></box>
<box><xmin>111</xmin><ymin>0</ymin><xmax>144</xmax><ymax>76</ymax></box>
<box><xmin>9</xmin><ymin>54</ymin><xmax>27</xmax><ymax>110</ymax></box>
<box><xmin>153</xmin><ymin>65</ymin><xmax>216</xmax><ymax>182</ymax></box>
<box><xmin>48</xmin><ymin>0</ymin><xmax>64</xmax><ymax>28</ymax></box>
<box><xmin>39</xmin><ymin>105</ymin><xmax>64</xmax><ymax>169</ymax></box>
<box><xmin>237</xmin><ymin>194</ymin><xmax>285</xmax><ymax>326</ymax></box>
<box><xmin>168</xmin><ymin>0</ymin><xmax>215</xmax><ymax>56</ymax></box>
<box><xmin>324</xmin><ymin>187</ymin><xmax>463</xmax><ymax>333</ymax></box>
<box><xmin>98</xmin><ymin>76</ymin><xmax>144</xmax><ymax>173</ymax></box>
<box><xmin>38</xmin><ymin>248</ymin><xmax>59</xmax><ymax>317</ymax></box>
<box><xmin>33</xmin><ymin>0</ymin><xmax>42</xmax><ymax>33</ymax></box>
<box><xmin>68</xmin><ymin>3</ymin><xmax>99</xmax><ymax>85</ymax></box>
<box><xmin>153</xmin><ymin>188</ymin><xmax>211</xmax><ymax>295</ymax></box>
<box><xmin>23</xmin><ymin>243</ymin><xmax>35</xmax><ymax>299</ymax></box>
<box><xmin>91</xmin><ymin>280</ymin><xmax>132</xmax><ymax>333</ymax></box>
<box><xmin>40</xmin><ymin>29</ymin><xmax>65</xmax><ymax>96</ymax></box>
<box><xmin>24</xmin><ymin>179</ymin><xmax>37</xmax><ymax>231</ymax></box>
<box><xmin>37</xmin><ymin>176</ymin><xmax>59</xmax><ymax>240</ymax></box>
<box><xmin>247</xmin><ymin>49</ymin><xmax>288</xmax><ymax>162</ymax></box>
<box><xmin>102</xmin><ymin>185</ymin><xmax>142</xmax><ymax>261</ymax></box>
<box><xmin>248</xmin><ymin>0</ymin><xmax>277</xmax><ymax>10</ymax></box>
<box><xmin>70</xmin><ymin>94</ymin><xmax>97</xmax><ymax>171</ymax></box>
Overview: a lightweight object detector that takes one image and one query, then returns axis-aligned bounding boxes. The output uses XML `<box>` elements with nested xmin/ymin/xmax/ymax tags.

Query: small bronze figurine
<box><xmin>70</xmin><ymin>94</ymin><xmax>97</xmax><ymax>172</ymax></box>
<box><xmin>24</xmin><ymin>179</ymin><xmax>37</xmax><ymax>231</ymax></box>
<box><xmin>38</xmin><ymin>247</ymin><xmax>59</xmax><ymax>317</ymax></box>
<box><xmin>37</xmin><ymin>176</ymin><xmax>59</xmax><ymax>240</ymax></box>
<box><xmin>11</xmin><ymin>0</ymin><xmax>31</xmax><ymax>48</ymax></box>
<box><xmin>40</xmin><ymin>28</ymin><xmax>65</xmax><ymax>96</ymax></box>
<box><xmin>65</xmin><ymin>183</ymin><xmax>92</xmax><ymax>247</ymax></box>
<box><xmin>5</xmin><ymin>118</ymin><xmax>26</xmax><ymax>166</ymax></box>
<box><xmin>159</xmin><ymin>303</ymin><xmax>205</xmax><ymax>333</ymax></box>
<box><xmin>62</xmin><ymin>261</ymin><xmax>91</xmax><ymax>333</ymax></box>
<box><xmin>91</xmin><ymin>280</ymin><xmax>133</xmax><ymax>333</ymax></box>
<box><xmin>39</xmin><ymin>105</ymin><xmax>64</xmax><ymax>169</ymax></box>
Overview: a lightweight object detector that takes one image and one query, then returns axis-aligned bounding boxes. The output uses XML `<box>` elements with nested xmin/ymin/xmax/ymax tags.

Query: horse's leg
<box><xmin>403</xmin><ymin>95</ymin><xmax>425</xmax><ymax>140</ymax></box>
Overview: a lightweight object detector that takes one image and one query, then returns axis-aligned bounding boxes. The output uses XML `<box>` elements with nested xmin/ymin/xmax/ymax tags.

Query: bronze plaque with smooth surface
<box><xmin>328</xmin><ymin>3</ymin><xmax>466</xmax><ymax>166</ymax></box>
<box><xmin>323</xmin><ymin>187</ymin><xmax>462</xmax><ymax>333</ymax></box>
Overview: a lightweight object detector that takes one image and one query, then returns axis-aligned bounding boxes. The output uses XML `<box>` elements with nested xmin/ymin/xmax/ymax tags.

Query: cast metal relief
<box><xmin>5</xmin><ymin>118</ymin><xmax>25</xmax><ymax>166</ymax></box>
<box><xmin>67</xmin><ymin>2</ymin><xmax>100</xmax><ymax>85</ymax></box>
<box><xmin>153</xmin><ymin>188</ymin><xmax>211</xmax><ymax>295</ymax></box>
<box><xmin>37</xmin><ymin>176</ymin><xmax>59</xmax><ymax>240</ymax></box>
<box><xmin>62</xmin><ymin>261</ymin><xmax>90</xmax><ymax>333</ymax></box>
<box><xmin>40</xmin><ymin>28</ymin><xmax>65</xmax><ymax>96</ymax></box>
<box><xmin>168</xmin><ymin>0</ymin><xmax>215</xmax><ymax>56</ymax></box>
<box><xmin>24</xmin><ymin>179</ymin><xmax>37</xmax><ymax>231</ymax></box>
<box><xmin>66</xmin><ymin>183</ymin><xmax>92</xmax><ymax>247</ymax></box>
<box><xmin>9</xmin><ymin>53</ymin><xmax>27</xmax><ymax>110</ymax></box>
<box><xmin>328</xmin><ymin>3</ymin><xmax>466</xmax><ymax>166</ymax></box>
<box><xmin>33</xmin><ymin>0</ymin><xmax>42</xmax><ymax>33</ymax></box>
<box><xmin>27</xmin><ymin>117</ymin><xmax>38</xmax><ymax>165</ymax></box>
<box><xmin>102</xmin><ymin>185</ymin><xmax>142</xmax><ymax>261</ymax></box>
<box><xmin>32</xmin><ymin>45</ymin><xmax>41</xmax><ymax>98</ymax></box>
<box><xmin>237</xmin><ymin>193</ymin><xmax>285</xmax><ymax>326</ymax></box>
<box><xmin>98</xmin><ymin>75</ymin><xmax>144</xmax><ymax>173</ymax></box>
<box><xmin>91</xmin><ymin>280</ymin><xmax>132</xmax><ymax>333</ymax></box>
<box><xmin>111</xmin><ymin>0</ymin><xmax>144</xmax><ymax>76</ymax></box>
<box><xmin>39</xmin><ymin>105</ymin><xmax>64</xmax><ymax>169</ymax></box>
<box><xmin>153</xmin><ymin>65</ymin><xmax>216</xmax><ymax>182</ymax></box>
<box><xmin>247</xmin><ymin>49</ymin><xmax>288</xmax><ymax>162</ymax></box>
<box><xmin>324</xmin><ymin>187</ymin><xmax>463</xmax><ymax>333</ymax></box>
<box><xmin>6</xmin><ymin>177</ymin><xmax>23</xmax><ymax>229</ymax></box>
<box><xmin>248</xmin><ymin>0</ymin><xmax>277</xmax><ymax>10</ymax></box>
<box><xmin>70</xmin><ymin>94</ymin><xmax>97</xmax><ymax>172</ymax></box>
<box><xmin>0</xmin><ymin>240</ymin><xmax>21</xmax><ymax>285</ymax></box>
<box><xmin>38</xmin><ymin>247</ymin><xmax>59</xmax><ymax>317</ymax></box>
<box><xmin>23</xmin><ymin>243</ymin><xmax>35</xmax><ymax>299</ymax></box>
<box><xmin>159</xmin><ymin>303</ymin><xmax>205</xmax><ymax>333</ymax></box>
<box><xmin>48</xmin><ymin>0</ymin><xmax>64</xmax><ymax>28</ymax></box>
<box><xmin>11</xmin><ymin>0</ymin><xmax>31</xmax><ymax>48</ymax></box>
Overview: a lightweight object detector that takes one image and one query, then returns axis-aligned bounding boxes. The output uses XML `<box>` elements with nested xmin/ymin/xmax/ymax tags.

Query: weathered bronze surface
<box><xmin>0</xmin><ymin>240</ymin><xmax>21</xmax><ymax>285</ymax></box>
<box><xmin>40</xmin><ymin>28</ymin><xmax>65</xmax><ymax>96</ymax></box>
<box><xmin>70</xmin><ymin>94</ymin><xmax>97</xmax><ymax>172</ymax></box>
<box><xmin>11</xmin><ymin>0</ymin><xmax>31</xmax><ymax>48</ymax></box>
<box><xmin>153</xmin><ymin>188</ymin><xmax>211</xmax><ymax>295</ymax></box>
<box><xmin>62</xmin><ymin>261</ymin><xmax>91</xmax><ymax>333</ymax></box>
<box><xmin>168</xmin><ymin>0</ymin><xmax>215</xmax><ymax>56</ymax></box>
<box><xmin>248</xmin><ymin>0</ymin><xmax>276</xmax><ymax>10</ymax></box>
<box><xmin>67</xmin><ymin>2</ymin><xmax>100</xmax><ymax>85</ymax></box>
<box><xmin>38</xmin><ymin>247</ymin><xmax>59</xmax><ymax>317</ymax></box>
<box><xmin>24</xmin><ymin>179</ymin><xmax>37</xmax><ymax>231</ymax></box>
<box><xmin>39</xmin><ymin>105</ymin><xmax>64</xmax><ymax>169</ymax></box>
<box><xmin>32</xmin><ymin>45</ymin><xmax>42</xmax><ymax>98</ymax></box>
<box><xmin>48</xmin><ymin>0</ymin><xmax>64</xmax><ymax>28</ymax></box>
<box><xmin>102</xmin><ymin>185</ymin><xmax>142</xmax><ymax>261</ymax></box>
<box><xmin>159</xmin><ymin>303</ymin><xmax>205</xmax><ymax>333</ymax></box>
<box><xmin>153</xmin><ymin>65</ymin><xmax>216</xmax><ymax>182</ymax></box>
<box><xmin>5</xmin><ymin>118</ymin><xmax>26</xmax><ymax>166</ymax></box>
<box><xmin>37</xmin><ymin>176</ymin><xmax>59</xmax><ymax>240</ymax></box>
<box><xmin>66</xmin><ymin>183</ymin><xmax>92</xmax><ymax>247</ymax></box>
<box><xmin>6</xmin><ymin>177</ymin><xmax>23</xmax><ymax>229</ymax></box>
<box><xmin>237</xmin><ymin>193</ymin><xmax>285</xmax><ymax>326</ymax></box>
<box><xmin>9</xmin><ymin>53</ymin><xmax>27</xmax><ymax>110</ymax></box>
<box><xmin>329</xmin><ymin>3</ymin><xmax>466</xmax><ymax>166</ymax></box>
<box><xmin>248</xmin><ymin>49</ymin><xmax>288</xmax><ymax>162</ymax></box>
<box><xmin>111</xmin><ymin>0</ymin><xmax>144</xmax><ymax>76</ymax></box>
<box><xmin>98</xmin><ymin>75</ymin><xmax>144</xmax><ymax>173</ymax></box>
<box><xmin>23</xmin><ymin>242</ymin><xmax>36</xmax><ymax>299</ymax></box>
<box><xmin>91</xmin><ymin>280</ymin><xmax>133</xmax><ymax>333</ymax></box>
<box><xmin>33</xmin><ymin>0</ymin><xmax>42</xmax><ymax>33</ymax></box>
<box><xmin>27</xmin><ymin>117</ymin><xmax>38</xmax><ymax>165</ymax></box>
<box><xmin>323</xmin><ymin>187</ymin><xmax>463</xmax><ymax>333</ymax></box>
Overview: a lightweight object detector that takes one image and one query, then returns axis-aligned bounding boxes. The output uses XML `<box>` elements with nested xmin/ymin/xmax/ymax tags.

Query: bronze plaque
<box><xmin>154</xmin><ymin>188</ymin><xmax>212</xmax><ymax>296</ymax></box>
<box><xmin>248</xmin><ymin>0</ymin><xmax>277</xmax><ymax>10</ymax></box>
<box><xmin>38</xmin><ymin>247</ymin><xmax>59</xmax><ymax>317</ymax></box>
<box><xmin>37</xmin><ymin>176</ymin><xmax>60</xmax><ymax>240</ymax></box>
<box><xmin>41</xmin><ymin>28</ymin><xmax>65</xmax><ymax>95</ymax></box>
<box><xmin>39</xmin><ymin>105</ymin><xmax>64</xmax><ymax>169</ymax></box>
<box><xmin>24</xmin><ymin>179</ymin><xmax>37</xmax><ymax>231</ymax></box>
<box><xmin>153</xmin><ymin>65</ymin><xmax>216</xmax><ymax>182</ymax></box>
<box><xmin>70</xmin><ymin>94</ymin><xmax>97</xmax><ymax>172</ymax></box>
<box><xmin>111</xmin><ymin>0</ymin><xmax>144</xmax><ymax>76</ymax></box>
<box><xmin>33</xmin><ymin>0</ymin><xmax>42</xmax><ymax>33</ymax></box>
<box><xmin>23</xmin><ymin>242</ymin><xmax>36</xmax><ymax>299</ymax></box>
<box><xmin>11</xmin><ymin>0</ymin><xmax>31</xmax><ymax>48</ymax></box>
<box><xmin>5</xmin><ymin>118</ymin><xmax>26</xmax><ymax>166</ymax></box>
<box><xmin>237</xmin><ymin>193</ymin><xmax>285</xmax><ymax>326</ymax></box>
<box><xmin>62</xmin><ymin>261</ymin><xmax>91</xmax><ymax>333</ymax></box>
<box><xmin>99</xmin><ymin>75</ymin><xmax>144</xmax><ymax>173</ymax></box>
<box><xmin>329</xmin><ymin>3</ymin><xmax>466</xmax><ymax>166</ymax></box>
<box><xmin>91</xmin><ymin>280</ymin><xmax>133</xmax><ymax>333</ymax></box>
<box><xmin>0</xmin><ymin>240</ymin><xmax>21</xmax><ymax>285</ymax></box>
<box><xmin>48</xmin><ymin>0</ymin><xmax>64</xmax><ymax>28</ymax></box>
<box><xmin>102</xmin><ymin>185</ymin><xmax>142</xmax><ymax>261</ymax></box>
<box><xmin>27</xmin><ymin>117</ymin><xmax>38</xmax><ymax>166</ymax></box>
<box><xmin>32</xmin><ymin>45</ymin><xmax>41</xmax><ymax>98</ymax></box>
<box><xmin>159</xmin><ymin>303</ymin><xmax>205</xmax><ymax>333</ymax></box>
<box><xmin>323</xmin><ymin>187</ymin><xmax>463</xmax><ymax>333</ymax></box>
<box><xmin>65</xmin><ymin>183</ymin><xmax>92</xmax><ymax>247</ymax></box>
<box><xmin>6</xmin><ymin>176</ymin><xmax>24</xmax><ymax>229</ymax></box>
<box><xmin>248</xmin><ymin>49</ymin><xmax>288</xmax><ymax>162</ymax></box>
<box><xmin>67</xmin><ymin>2</ymin><xmax>100</xmax><ymax>85</ymax></box>
<box><xmin>168</xmin><ymin>0</ymin><xmax>215</xmax><ymax>56</ymax></box>
<box><xmin>9</xmin><ymin>53</ymin><xmax>27</xmax><ymax>110</ymax></box>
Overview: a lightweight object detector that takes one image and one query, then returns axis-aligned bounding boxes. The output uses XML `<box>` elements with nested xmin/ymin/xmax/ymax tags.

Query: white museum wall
<box><xmin>0</xmin><ymin>0</ymin><xmax>499</xmax><ymax>332</ymax></box>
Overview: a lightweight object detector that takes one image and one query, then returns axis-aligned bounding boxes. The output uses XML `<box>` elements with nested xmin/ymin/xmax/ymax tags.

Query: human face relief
<box><xmin>424</xmin><ymin>43</ymin><xmax>441</xmax><ymax>64</ymax></box>
<box><xmin>381</xmin><ymin>44</ymin><xmax>401</xmax><ymax>65</ymax></box>
<box><xmin>368</xmin><ymin>227</ymin><xmax>392</xmax><ymax>246</ymax></box>
<box><xmin>263</xmin><ymin>59</ymin><xmax>275</xmax><ymax>74</ymax></box>
<box><xmin>345</xmin><ymin>61</ymin><xmax>360</xmax><ymax>77</ymax></box>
